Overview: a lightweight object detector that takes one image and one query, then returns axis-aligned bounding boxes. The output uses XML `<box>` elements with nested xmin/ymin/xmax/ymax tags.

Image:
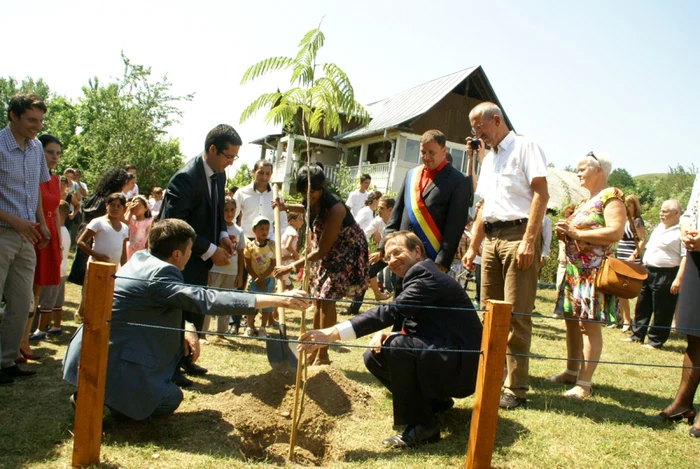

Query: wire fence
<box><xmin>108</xmin><ymin>273</ymin><xmax>700</xmax><ymax>370</ymax></box>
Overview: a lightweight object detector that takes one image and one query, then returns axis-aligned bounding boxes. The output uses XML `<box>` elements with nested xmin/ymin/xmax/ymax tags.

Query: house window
<box><xmin>404</xmin><ymin>139</ymin><xmax>420</xmax><ymax>164</ymax></box>
<box><xmin>449</xmin><ymin>148</ymin><xmax>465</xmax><ymax>172</ymax></box>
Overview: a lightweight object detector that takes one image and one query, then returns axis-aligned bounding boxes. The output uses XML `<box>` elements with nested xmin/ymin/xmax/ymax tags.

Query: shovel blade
<box><xmin>266</xmin><ymin>323</ymin><xmax>298</xmax><ymax>372</ymax></box>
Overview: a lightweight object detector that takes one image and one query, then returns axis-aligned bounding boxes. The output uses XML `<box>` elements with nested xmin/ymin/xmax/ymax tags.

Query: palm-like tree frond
<box><xmin>239</xmin><ymin>91</ymin><xmax>281</xmax><ymax>124</ymax></box>
<box><xmin>240</xmin><ymin>57</ymin><xmax>294</xmax><ymax>85</ymax></box>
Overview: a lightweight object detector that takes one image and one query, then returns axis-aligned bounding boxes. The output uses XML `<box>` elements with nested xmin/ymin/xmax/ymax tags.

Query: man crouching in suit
<box><xmin>298</xmin><ymin>231</ymin><xmax>483</xmax><ymax>448</ymax></box>
<box><xmin>63</xmin><ymin>219</ymin><xmax>309</xmax><ymax>421</ymax></box>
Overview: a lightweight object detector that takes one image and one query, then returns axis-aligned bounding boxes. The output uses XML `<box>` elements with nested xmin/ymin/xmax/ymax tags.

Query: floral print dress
<box><xmin>308</xmin><ymin>190</ymin><xmax>369</xmax><ymax>299</ymax></box>
<box><xmin>562</xmin><ymin>187</ymin><xmax>624</xmax><ymax>321</ymax></box>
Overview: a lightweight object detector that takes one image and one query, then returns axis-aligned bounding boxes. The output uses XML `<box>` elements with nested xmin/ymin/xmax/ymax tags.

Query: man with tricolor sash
<box><xmin>380</xmin><ymin>129</ymin><xmax>472</xmax><ymax>292</ymax></box>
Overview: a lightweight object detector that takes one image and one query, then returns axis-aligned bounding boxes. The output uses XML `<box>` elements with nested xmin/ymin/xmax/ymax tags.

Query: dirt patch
<box><xmin>212</xmin><ymin>366</ymin><xmax>373</xmax><ymax>466</ymax></box>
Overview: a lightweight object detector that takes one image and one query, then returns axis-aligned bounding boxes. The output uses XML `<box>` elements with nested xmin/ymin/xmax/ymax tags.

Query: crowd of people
<box><xmin>1</xmin><ymin>92</ymin><xmax>700</xmax><ymax>448</ymax></box>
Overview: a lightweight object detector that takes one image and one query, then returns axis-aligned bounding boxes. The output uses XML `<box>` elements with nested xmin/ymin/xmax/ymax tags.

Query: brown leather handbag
<box><xmin>594</xmin><ymin>211</ymin><xmax>648</xmax><ymax>299</ymax></box>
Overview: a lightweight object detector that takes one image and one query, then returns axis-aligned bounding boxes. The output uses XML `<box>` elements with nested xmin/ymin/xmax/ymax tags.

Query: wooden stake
<box><xmin>72</xmin><ymin>262</ymin><xmax>116</xmax><ymax>468</ymax></box>
<box><xmin>465</xmin><ymin>300</ymin><xmax>512</xmax><ymax>469</ymax></box>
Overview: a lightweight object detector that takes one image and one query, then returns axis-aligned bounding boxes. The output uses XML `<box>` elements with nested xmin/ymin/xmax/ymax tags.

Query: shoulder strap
<box><xmin>626</xmin><ymin>212</ymin><xmax>642</xmax><ymax>253</ymax></box>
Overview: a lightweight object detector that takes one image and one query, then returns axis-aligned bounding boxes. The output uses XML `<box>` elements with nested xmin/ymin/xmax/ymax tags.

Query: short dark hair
<box><xmin>228</xmin><ymin>185</ymin><xmax>238</xmax><ymax>195</ymax></box>
<box><xmin>360</xmin><ymin>174</ymin><xmax>371</xmax><ymax>183</ymax></box>
<box><xmin>296</xmin><ymin>164</ymin><xmax>326</xmax><ymax>192</ymax></box>
<box><xmin>148</xmin><ymin>219</ymin><xmax>196</xmax><ymax>260</ymax></box>
<box><xmin>106</xmin><ymin>192</ymin><xmax>126</xmax><ymax>206</ymax></box>
<box><xmin>38</xmin><ymin>134</ymin><xmax>62</xmax><ymax>148</ymax></box>
<box><xmin>384</xmin><ymin>230</ymin><xmax>426</xmax><ymax>258</ymax></box>
<box><xmin>125</xmin><ymin>164</ymin><xmax>137</xmax><ymax>172</ymax></box>
<box><xmin>204</xmin><ymin>124</ymin><xmax>242</xmax><ymax>153</ymax></box>
<box><xmin>7</xmin><ymin>93</ymin><xmax>47</xmax><ymax>120</ymax></box>
<box><xmin>445</xmin><ymin>152</ymin><xmax>453</xmax><ymax>164</ymax></box>
<box><xmin>132</xmin><ymin>195</ymin><xmax>152</xmax><ymax>218</ymax></box>
<box><xmin>57</xmin><ymin>200</ymin><xmax>71</xmax><ymax>216</ymax></box>
<box><xmin>420</xmin><ymin>129</ymin><xmax>446</xmax><ymax>147</ymax></box>
<box><xmin>379</xmin><ymin>196</ymin><xmax>395</xmax><ymax>208</ymax></box>
<box><xmin>253</xmin><ymin>159</ymin><xmax>273</xmax><ymax>172</ymax></box>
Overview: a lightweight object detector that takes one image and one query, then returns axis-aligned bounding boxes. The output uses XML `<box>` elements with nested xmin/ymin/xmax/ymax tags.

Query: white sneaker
<box><xmin>258</xmin><ymin>327</ymin><xmax>267</xmax><ymax>338</ymax></box>
<box><xmin>244</xmin><ymin>327</ymin><xmax>256</xmax><ymax>337</ymax></box>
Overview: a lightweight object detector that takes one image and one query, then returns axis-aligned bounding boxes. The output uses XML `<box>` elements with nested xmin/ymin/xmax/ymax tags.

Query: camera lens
<box><xmin>470</xmin><ymin>139</ymin><xmax>480</xmax><ymax>150</ymax></box>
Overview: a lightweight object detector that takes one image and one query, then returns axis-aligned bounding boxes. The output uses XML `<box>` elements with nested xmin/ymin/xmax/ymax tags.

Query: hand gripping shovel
<box><xmin>266</xmin><ymin>184</ymin><xmax>299</xmax><ymax>372</ymax></box>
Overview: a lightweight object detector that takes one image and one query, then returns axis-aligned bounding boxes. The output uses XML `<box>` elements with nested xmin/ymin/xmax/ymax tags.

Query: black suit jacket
<box><xmin>349</xmin><ymin>260</ymin><xmax>483</xmax><ymax>398</ymax></box>
<box><xmin>382</xmin><ymin>163</ymin><xmax>472</xmax><ymax>269</ymax></box>
<box><xmin>160</xmin><ymin>154</ymin><xmax>226</xmax><ymax>286</ymax></box>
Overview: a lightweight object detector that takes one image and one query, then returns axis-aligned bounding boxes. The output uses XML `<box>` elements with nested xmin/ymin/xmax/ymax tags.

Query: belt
<box><xmin>645</xmin><ymin>265</ymin><xmax>679</xmax><ymax>272</ymax></box>
<box><xmin>484</xmin><ymin>218</ymin><xmax>528</xmax><ymax>234</ymax></box>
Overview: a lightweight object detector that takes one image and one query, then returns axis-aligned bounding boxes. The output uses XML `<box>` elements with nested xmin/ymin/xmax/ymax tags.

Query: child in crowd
<box><xmin>148</xmin><ymin>187</ymin><xmax>164</xmax><ymax>218</ymax></box>
<box><xmin>280</xmin><ymin>212</ymin><xmax>303</xmax><ymax>289</ymax></box>
<box><xmin>243</xmin><ymin>216</ymin><xmax>276</xmax><ymax>337</ymax></box>
<box><xmin>125</xmin><ymin>195</ymin><xmax>153</xmax><ymax>261</ymax></box>
<box><xmin>203</xmin><ymin>197</ymin><xmax>246</xmax><ymax>339</ymax></box>
<box><xmin>77</xmin><ymin>193</ymin><xmax>128</xmax><ymax>268</ymax></box>
<box><xmin>29</xmin><ymin>200</ymin><xmax>72</xmax><ymax>339</ymax></box>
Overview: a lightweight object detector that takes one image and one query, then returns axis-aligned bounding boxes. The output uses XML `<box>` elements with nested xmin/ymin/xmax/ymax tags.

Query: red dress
<box><xmin>34</xmin><ymin>174</ymin><xmax>62</xmax><ymax>286</ymax></box>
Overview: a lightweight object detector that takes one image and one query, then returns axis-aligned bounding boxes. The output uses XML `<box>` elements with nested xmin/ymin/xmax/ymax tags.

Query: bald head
<box><xmin>469</xmin><ymin>102</ymin><xmax>504</xmax><ymax>121</ymax></box>
<box><xmin>469</xmin><ymin>101</ymin><xmax>509</xmax><ymax>148</ymax></box>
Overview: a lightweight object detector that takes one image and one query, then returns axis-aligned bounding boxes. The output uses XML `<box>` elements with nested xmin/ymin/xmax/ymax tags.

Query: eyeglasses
<box><xmin>219</xmin><ymin>151</ymin><xmax>239</xmax><ymax>161</ymax></box>
<box><xmin>586</xmin><ymin>151</ymin><xmax>598</xmax><ymax>161</ymax></box>
<box><xmin>471</xmin><ymin>123</ymin><xmax>485</xmax><ymax>136</ymax></box>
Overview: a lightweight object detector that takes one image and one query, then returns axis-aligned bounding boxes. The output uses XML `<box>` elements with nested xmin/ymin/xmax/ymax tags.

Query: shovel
<box><xmin>266</xmin><ymin>184</ymin><xmax>299</xmax><ymax>372</ymax></box>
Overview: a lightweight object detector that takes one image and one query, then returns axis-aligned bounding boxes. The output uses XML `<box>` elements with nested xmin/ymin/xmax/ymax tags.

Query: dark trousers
<box><xmin>347</xmin><ymin>260</ymin><xmax>388</xmax><ymax>314</ymax></box>
<box><xmin>363</xmin><ymin>334</ymin><xmax>435</xmax><ymax>427</ymax></box>
<box><xmin>631</xmin><ymin>265</ymin><xmax>680</xmax><ymax>347</ymax></box>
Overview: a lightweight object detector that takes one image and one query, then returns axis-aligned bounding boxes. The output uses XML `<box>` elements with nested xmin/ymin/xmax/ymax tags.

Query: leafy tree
<box><xmin>226</xmin><ymin>163</ymin><xmax>252</xmax><ymax>190</ymax></box>
<box><xmin>72</xmin><ymin>53</ymin><xmax>193</xmax><ymax>192</ymax></box>
<box><xmin>239</xmin><ymin>19</ymin><xmax>369</xmax><ymax>165</ymax></box>
<box><xmin>607</xmin><ymin>168</ymin><xmax>637</xmax><ymax>195</ymax></box>
<box><xmin>0</xmin><ymin>77</ymin><xmax>51</xmax><ymax>129</ymax></box>
<box><xmin>563</xmin><ymin>165</ymin><xmax>576</xmax><ymax>173</ymax></box>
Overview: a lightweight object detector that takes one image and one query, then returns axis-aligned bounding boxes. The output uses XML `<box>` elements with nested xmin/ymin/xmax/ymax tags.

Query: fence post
<box><xmin>72</xmin><ymin>262</ymin><xmax>116</xmax><ymax>468</ymax></box>
<box><xmin>465</xmin><ymin>300</ymin><xmax>513</xmax><ymax>469</ymax></box>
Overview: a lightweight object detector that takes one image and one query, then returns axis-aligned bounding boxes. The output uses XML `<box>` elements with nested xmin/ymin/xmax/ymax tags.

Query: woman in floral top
<box><xmin>274</xmin><ymin>165</ymin><xmax>369</xmax><ymax>365</ymax></box>
<box><xmin>550</xmin><ymin>152</ymin><xmax>626</xmax><ymax>399</ymax></box>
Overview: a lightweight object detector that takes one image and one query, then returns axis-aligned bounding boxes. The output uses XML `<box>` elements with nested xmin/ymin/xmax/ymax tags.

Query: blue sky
<box><xmin>7</xmin><ymin>0</ymin><xmax>699</xmax><ymax>176</ymax></box>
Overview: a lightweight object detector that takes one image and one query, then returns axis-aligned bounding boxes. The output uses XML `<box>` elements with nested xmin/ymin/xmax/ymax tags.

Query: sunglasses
<box><xmin>586</xmin><ymin>151</ymin><xmax>598</xmax><ymax>161</ymax></box>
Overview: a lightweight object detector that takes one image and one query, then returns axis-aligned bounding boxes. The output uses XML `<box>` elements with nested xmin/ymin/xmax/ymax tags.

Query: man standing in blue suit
<box><xmin>63</xmin><ymin>219</ymin><xmax>308</xmax><ymax>421</ymax></box>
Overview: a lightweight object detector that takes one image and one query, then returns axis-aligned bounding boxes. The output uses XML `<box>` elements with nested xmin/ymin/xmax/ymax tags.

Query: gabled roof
<box><xmin>336</xmin><ymin>65</ymin><xmax>513</xmax><ymax>142</ymax></box>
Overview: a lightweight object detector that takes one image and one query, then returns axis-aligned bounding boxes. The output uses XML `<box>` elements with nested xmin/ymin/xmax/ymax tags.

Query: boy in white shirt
<box><xmin>203</xmin><ymin>197</ymin><xmax>246</xmax><ymax>339</ymax></box>
<box><xmin>345</xmin><ymin>173</ymin><xmax>371</xmax><ymax>217</ymax></box>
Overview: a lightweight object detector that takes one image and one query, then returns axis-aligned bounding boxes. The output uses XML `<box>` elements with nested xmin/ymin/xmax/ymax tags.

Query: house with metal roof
<box><xmin>250</xmin><ymin>66</ymin><xmax>514</xmax><ymax>194</ymax></box>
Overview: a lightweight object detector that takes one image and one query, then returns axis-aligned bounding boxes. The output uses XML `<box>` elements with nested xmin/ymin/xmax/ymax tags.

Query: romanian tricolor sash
<box><xmin>405</xmin><ymin>167</ymin><xmax>442</xmax><ymax>260</ymax></box>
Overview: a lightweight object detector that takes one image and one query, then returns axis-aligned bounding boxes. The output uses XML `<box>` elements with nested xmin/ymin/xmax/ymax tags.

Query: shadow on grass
<box><xmin>530</xmin><ymin>376</ymin><xmax>675</xmax><ymax>428</ymax></box>
<box><xmin>103</xmin><ymin>409</ymin><xmax>240</xmax><ymax>459</ymax></box>
<box><xmin>342</xmin><ymin>407</ymin><xmax>527</xmax><ymax>462</ymax></box>
<box><xmin>341</xmin><ymin>368</ymin><xmax>385</xmax><ymax>388</ymax></box>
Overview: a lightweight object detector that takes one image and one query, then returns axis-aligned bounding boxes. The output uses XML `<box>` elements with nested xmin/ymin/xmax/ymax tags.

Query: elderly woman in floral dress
<box><xmin>550</xmin><ymin>152</ymin><xmax>626</xmax><ymax>399</ymax></box>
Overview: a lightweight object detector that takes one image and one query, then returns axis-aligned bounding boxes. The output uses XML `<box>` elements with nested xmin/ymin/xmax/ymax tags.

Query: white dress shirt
<box><xmin>346</xmin><ymin>190</ymin><xmax>369</xmax><ymax>217</ymax></box>
<box><xmin>233</xmin><ymin>182</ymin><xmax>287</xmax><ymax>239</ymax></box>
<box><xmin>201</xmin><ymin>158</ymin><xmax>229</xmax><ymax>261</ymax></box>
<box><xmin>364</xmin><ymin>215</ymin><xmax>387</xmax><ymax>241</ymax></box>
<box><xmin>475</xmin><ymin>131</ymin><xmax>548</xmax><ymax>223</ymax></box>
<box><xmin>643</xmin><ymin>223</ymin><xmax>684</xmax><ymax>268</ymax></box>
<box><xmin>355</xmin><ymin>206</ymin><xmax>375</xmax><ymax>231</ymax></box>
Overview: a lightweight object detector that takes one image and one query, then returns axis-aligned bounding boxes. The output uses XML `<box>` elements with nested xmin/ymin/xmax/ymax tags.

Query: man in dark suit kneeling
<box><xmin>299</xmin><ymin>231</ymin><xmax>483</xmax><ymax>448</ymax></box>
<box><xmin>63</xmin><ymin>219</ymin><xmax>309</xmax><ymax>421</ymax></box>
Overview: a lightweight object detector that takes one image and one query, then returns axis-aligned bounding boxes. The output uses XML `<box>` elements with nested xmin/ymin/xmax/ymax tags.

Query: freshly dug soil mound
<box><xmin>215</xmin><ymin>366</ymin><xmax>373</xmax><ymax>466</ymax></box>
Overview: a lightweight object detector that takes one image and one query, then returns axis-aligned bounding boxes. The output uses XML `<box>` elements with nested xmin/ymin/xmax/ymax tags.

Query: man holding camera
<box><xmin>462</xmin><ymin>102</ymin><xmax>549</xmax><ymax>410</ymax></box>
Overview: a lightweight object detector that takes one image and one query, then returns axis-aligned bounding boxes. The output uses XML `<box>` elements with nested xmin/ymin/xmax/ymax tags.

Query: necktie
<box><xmin>210</xmin><ymin>174</ymin><xmax>219</xmax><ymax>237</ymax></box>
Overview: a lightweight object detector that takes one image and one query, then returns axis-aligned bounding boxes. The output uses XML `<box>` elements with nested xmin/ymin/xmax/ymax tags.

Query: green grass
<box><xmin>0</xmin><ymin>275</ymin><xmax>698</xmax><ymax>468</ymax></box>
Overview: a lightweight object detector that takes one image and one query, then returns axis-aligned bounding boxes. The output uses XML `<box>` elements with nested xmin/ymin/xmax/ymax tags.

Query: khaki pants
<box><xmin>0</xmin><ymin>227</ymin><xmax>37</xmax><ymax>368</ymax></box>
<box><xmin>481</xmin><ymin>223</ymin><xmax>541</xmax><ymax>398</ymax></box>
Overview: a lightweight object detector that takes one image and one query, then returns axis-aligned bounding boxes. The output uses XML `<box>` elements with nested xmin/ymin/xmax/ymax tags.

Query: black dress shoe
<box><xmin>179</xmin><ymin>358</ymin><xmax>208</xmax><ymax>376</ymax></box>
<box><xmin>382</xmin><ymin>422</ymin><xmax>441</xmax><ymax>448</ymax></box>
<box><xmin>172</xmin><ymin>372</ymin><xmax>193</xmax><ymax>387</ymax></box>
<box><xmin>690</xmin><ymin>426</ymin><xmax>700</xmax><ymax>438</ymax></box>
<box><xmin>431</xmin><ymin>398</ymin><xmax>455</xmax><ymax>413</ymax></box>
<box><xmin>0</xmin><ymin>372</ymin><xmax>14</xmax><ymax>385</ymax></box>
<box><xmin>1</xmin><ymin>365</ymin><xmax>36</xmax><ymax>377</ymax></box>
<box><xmin>499</xmin><ymin>392</ymin><xmax>526</xmax><ymax>410</ymax></box>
